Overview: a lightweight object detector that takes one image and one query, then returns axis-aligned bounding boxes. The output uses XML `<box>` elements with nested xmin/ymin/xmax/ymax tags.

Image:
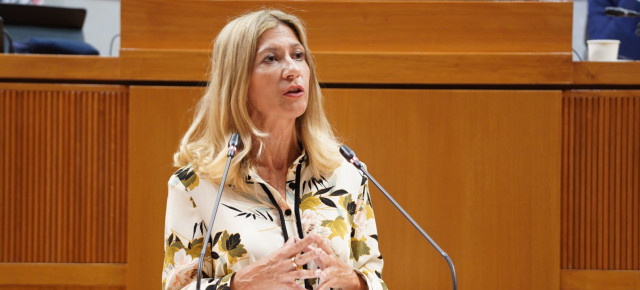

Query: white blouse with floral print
<box><xmin>163</xmin><ymin>152</ymin><xmax>387</xmax><ymax>290</ymax></box>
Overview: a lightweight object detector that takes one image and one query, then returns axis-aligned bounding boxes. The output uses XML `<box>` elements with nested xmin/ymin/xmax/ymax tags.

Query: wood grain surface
<box><xmin>0</xmin><ymin>55</ymin><xmax>120</xmax><ymax>81</ymax></box>
<box><xmin>0</xmin><ymin>263</ymin><xmax>126</xmax><ymax>286</ymax></box>
<box><xmin>573</xmin><ymin>62</ymin><xmax>640</xmax><ymax>85</ymax></box>
<box><xmin>0</xmin><ymin>83</ymin><xmax>128</xmax><ymax>264</ymax></box>
<box><xmin>120</xmin><ymin>49</ymin><xmax>573</xmax><ymax>84</ymax></box>
<box><xmin>127</xmin><ymin>86</ymin><xmax>204</xmax><ymax>290</ymax></box>
<box><xmin>561</xmin><ymin>269</ymin><xmax>640</xmax><ymax>290</ymax></box>
<box><xmin>121</xmin><ymin>0</ymin><xmax>572</xmax><ymax>53</ymax></box>
<box><xmin>127</xmin><ymin>86</ymin><xmax>561</xmax><ymax>290</ymax></box>
<box><xmin>561</xmin><ymin>91</ymin><xmax>640</xmax><ymax>271</ymax></box>
<box><xmin>324</xmin><ymin>88</ymin><xmax>561</xmax><ymax>290</ymax></box>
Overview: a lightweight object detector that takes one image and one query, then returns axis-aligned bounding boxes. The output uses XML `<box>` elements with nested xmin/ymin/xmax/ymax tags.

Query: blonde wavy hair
<box><xmin>173</xmin><ymin>9</ymin><xmax>342</xmax><ymax>192</ymax></box>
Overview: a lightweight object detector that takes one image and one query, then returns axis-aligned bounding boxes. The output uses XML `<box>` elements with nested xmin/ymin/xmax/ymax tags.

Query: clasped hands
<box><xmin>231</xmin><ymin>233</ymin><xmax>366</xmax><ymax>290</ymax></box>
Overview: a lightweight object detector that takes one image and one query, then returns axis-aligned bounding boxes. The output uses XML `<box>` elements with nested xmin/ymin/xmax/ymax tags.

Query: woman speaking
<box><xmin>162</xmin><ymin>10</ymin><xmax>386</xmax><ymax>290</ymax></box>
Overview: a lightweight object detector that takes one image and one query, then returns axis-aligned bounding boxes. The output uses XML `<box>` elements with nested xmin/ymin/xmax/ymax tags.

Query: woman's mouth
<box><xmin>284</xmin><ymin>86</ymin><xmax>304</xmax><ymax>98</ymax></box>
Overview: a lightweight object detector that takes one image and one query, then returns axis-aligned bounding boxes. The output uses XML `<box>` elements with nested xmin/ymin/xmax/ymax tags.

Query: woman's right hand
<box><xmin>231</xmin><ymin>234</ymin><xmax>323</xmax><ymax>289</ymax></box>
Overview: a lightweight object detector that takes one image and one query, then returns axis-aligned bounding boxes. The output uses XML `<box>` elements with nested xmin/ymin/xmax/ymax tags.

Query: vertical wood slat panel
<box><xmin>621</xmin><ymin>97</ymin><xmax>628</xmax><ymax>270</ymax></box>
<box><xmin>632</xmin><ymin>98</ymin><xmax>640</xmax><ymax>269</ymax></box>
<box><xmin>604</xmin><ymin>96</ymin><xmax>611</xmax><ymax>269</ymax></box>
<box><xmin>577</xmin><ymin>96</ymin><xmax>584</xmax><ymax>269</ymax></box>
<box><xmin>562</xmin><ymin>91</ymin><xmax>640</xmax><ymax>270</ymax></box>
<box><xmin>0</xmin><ymin>90</ymin><xmax>4</xmax><ymax>260</ymax></box>
<box><xmin>625</xmin><ymin>97</ymin><xmax>634</xmax><ymax>270</ymax></box>
<box><xmin>590</xmin><ymin>97</ymin><xmax>599</xmax><ymax>270</ymax></box>
<box><xmin>123</xmin><ymin>91</ymin><xmax>129</xmax><ymax>264</ymax></box>
<box><xmin>44</xmin><ymin>92</ymin><xmax>51</xmax><ymax>262</ymax></box>
<box><xmin>81</xmin><ymin>93</ymin><xmax>88</xmax><ymax>263</ymax></box>
<box><xmin>23</xmin><ymin>92</ymin><xmax>30</xmax><ymax>262</ymax></box>
<box><xmin>0</xmin><ymin>84</ymin><xmax>128</xmax><ymax>263</ymax></box>
<box><xmin>596</xmin><ymin>96</ymin><xmax>604</xmax><ymax>269</ymax></box>
<box><xmin>612</xmin><ymin>98</ymin><xmax>621</xmax><ymax>269</ymax></box>
<box><xmin>587</xmin><ymin>98</ymin><xmax>592</xmax><ymax>268</ymax></box>
<box><xmin>560</xmin><ymin>98</ymin><xmax>571</xmax><ymax>265</ymax></box>
<box><xmin>632</xmin><ymin>99</ymin><xmax>640</xmax><ymax>269</ymax></box>
<box><xmin>568</xmin><ymin>96</ymin><xmax>575</xmax><ymax>268</ymax></box>
<box><xmin>59</xmin><ymin>92</ymin><xmax>67</xmax><ymax>262</ymax></box>
<box><xmin>0</xmin><ymin>90</ymin><xmax>6</xmax><ymax>261</ymax></box>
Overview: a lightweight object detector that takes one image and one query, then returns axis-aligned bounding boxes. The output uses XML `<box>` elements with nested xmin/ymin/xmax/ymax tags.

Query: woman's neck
<box><xmin>254</xmin><ymin>135</ymin><xmax>300</xmax><ymax>171</ymax></box>
<box><xmin>251</xmin><ymin>119</ymin><xmax>301</xmax><ymax>198</ymax></box>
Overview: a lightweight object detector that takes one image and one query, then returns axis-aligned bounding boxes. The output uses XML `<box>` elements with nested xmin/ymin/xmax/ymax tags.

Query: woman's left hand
<box><xmin>313</xmin><ymin>239</ymin><xmax>367</xmax><ymax>290</ymax></box>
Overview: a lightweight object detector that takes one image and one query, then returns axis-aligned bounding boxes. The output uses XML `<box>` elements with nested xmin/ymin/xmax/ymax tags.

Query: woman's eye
<box><xmin>263</xmin><ymin>55</ymin><xmax>277</xmax><ymax>62</ymax></box>
<box><xmin>293</xmin><ymin>51</ymin><xmax>305</xmax><ymax>60</ymax></box>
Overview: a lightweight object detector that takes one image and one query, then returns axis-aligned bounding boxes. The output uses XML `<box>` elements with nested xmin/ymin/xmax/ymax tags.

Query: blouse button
<box><xmin>284</xmin><ymin>209</ymin><xmax>292</xmax><ymax>216</ymax></box>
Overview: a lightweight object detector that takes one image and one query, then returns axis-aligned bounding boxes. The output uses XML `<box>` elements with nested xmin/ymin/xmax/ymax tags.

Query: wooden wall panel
<box><xmin>0</xmin><ymin>263</ymin><xmax>126</xmax><ymax>286</ymax></box>
<box><xmin>122</xmin><ymin>0</ymin><xmax>571</xmax><ymax>53</ymax></box>
<box><xmin>128</xmin><ymin>86</ymin><xmax>561</xmax><ymax>290</ymax></box>
<box><xmin>324</xmin><ymin>89</ymin><xmax>561</xmax><ymax>290</ymax></box>
<box><xmin>562</xmin><ymin>91</ymin><xmax>640</xmax><ymax>271</ymax></box>
<box><xmin>573</xmin><ymin>62</ymin><xmax>640</xmax><ymax>85</ymax></box>
<box><xmin>119</xmin><ymin>50</ymin><xmax>572</xmax><ymax>84</ymax></box>
<box><xmin>561</xmin><ymin>269</ymin><xmax>640</xmax><ymax>290</ymax></box>
<box><xmin>119</xmin><ymin>0</ymin><xmax>572</xmax><ymax>84</ymax></box>
<box><xmin>127</xmin><ymin>86</ymin><xmax>204</xmax><ymax>290</ymax></box>
<box><xmin>0</xmin><ymin>84</ymin><xmax>128</xmax><ymax>264</ymax></box>
<box><xmin>0</xmin><ymin>55</ymin><xmax>119</xmax><ymax>81</ymax></box>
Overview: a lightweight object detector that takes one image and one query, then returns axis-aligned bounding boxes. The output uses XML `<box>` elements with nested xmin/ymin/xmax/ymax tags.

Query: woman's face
<box><xmin>247</xmin><ymin>24</ymin><xmax>310</xmax><ymax>126</ymax></box>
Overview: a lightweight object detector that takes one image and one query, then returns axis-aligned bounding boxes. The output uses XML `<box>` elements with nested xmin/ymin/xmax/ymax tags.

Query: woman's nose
<box><xmin>283</xmin><ymin>57</ymin><xmax>301</xmax><ymax>79</ymax></box>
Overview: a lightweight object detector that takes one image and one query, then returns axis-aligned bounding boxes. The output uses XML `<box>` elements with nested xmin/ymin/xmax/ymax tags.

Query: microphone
<box><xmin>340</xmin><ymin>145</ymin><xmax>458</xmax><ymax>290</ymax></box>
<box><xmin>605</xmin><ymin>6</ymin><xmax>640</xmax><ymax>17</ymax></box>
<box><xmin>227</xmin><ymin>133</ymin><xmax>240</xmax><ymax>157</ymax></box>
<box><xmin>196</xmin><ymin>133</ymin><xmax>241</xmax><ymax>289</ymax></box>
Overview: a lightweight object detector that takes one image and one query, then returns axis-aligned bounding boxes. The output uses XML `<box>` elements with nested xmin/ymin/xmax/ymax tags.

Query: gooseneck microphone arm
<box><xmin>196</xmin><ymin>133</ymin><xmax>241</xmax><ymax>290</ymax></box>
<box><xmin>604</xmin><ymin>6</ymin><xmax>640</xmax><ymax>17</ymax></box>
<box><xmin>339</xmin><ymin>145</ymin><xmax>457</xmax><ymax>290</ymax></box>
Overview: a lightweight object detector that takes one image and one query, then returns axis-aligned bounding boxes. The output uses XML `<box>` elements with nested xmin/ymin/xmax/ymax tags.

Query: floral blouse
<box><xmin>163</xmin><ymin>152</ymin><xmax>387</xmax><ymax>290</ymax></box>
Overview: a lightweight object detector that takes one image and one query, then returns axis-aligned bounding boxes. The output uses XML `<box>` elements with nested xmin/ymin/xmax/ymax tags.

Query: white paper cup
<box><xmin>587</xmin><ymin>39</ymin><xmax>620</xmax><ymax>61</ymax></box>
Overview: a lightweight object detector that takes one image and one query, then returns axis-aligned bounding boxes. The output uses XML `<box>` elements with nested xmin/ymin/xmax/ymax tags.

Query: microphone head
<box><xmin>229</xmin><ymin>133</ymin><xmax>240</xmax><ymax>148</ymax></box>
<box><xmin>339</xmin><ymin>145</ymin><xmax>363</xmax><ymax>169</ymax></box>
<box><xmin>227</xmin><ymin>133</ymin><xmax>241</xmax><ymax>157</ymax></box>
<box><xmin>339</xmin><ymin>145</ymin><xmax>356</xmax><ymax>161</ymax></box>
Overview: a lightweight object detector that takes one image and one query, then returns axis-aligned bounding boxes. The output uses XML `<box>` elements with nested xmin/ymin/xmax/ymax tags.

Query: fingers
<box><xmin>317</xmin><ymin>272</ymin><xmax>335</xmax><ymax>290</ymax></box>
<box><xmin>285</xmin><ymin>282</ymin><xmax>308</xmax><ymax>290</ymax></box>
<box><xmin>275</xmin><ymin>256</ymin><xmax>297</xmax><ymax>272</ymax></box>
<box><xmin>313</xmin><ymin>236</ymin><xmax>334</xmax><ymax>256</ymax></box>
<box><xmin>317</xmin><ymin>267</ymin><xmax>363</xmax><ymax>290</ymax></box>
<box><xmin>293</xmin><ymin>248</ymin><xmax>320</xmax><ymax>266</ymax></box>
<box><xmin>283</xmin><ymin>269</ymin><xmax>323</xmax><ymax>280</ymax></box>
<box><xmin>270</xmin><ymin>237</ymin><xmax>296</xmax><ymax>257</ymax></box>
<box><xmin>298</xmin><ymin>243</ymin><xmax>316</xmax><ymax>253</ymax></box>
<box><xmin>290</xmin><ymin>234</ymin><xmax>322</xmax><ymax>253</ymax></box>
<box><xmin>313</xmin><ymin>247</ymin><xmax>332</xmax><ymax>269</ymax></box>
<box><xmin>316</xmin><ymin>268</ymin><xmax>341</xmax><ymax>290</ymax></box>
<box><xmin>278</xmin><ymin>234</ymin><xmax>322</xmax><ymax>258</ymax></box>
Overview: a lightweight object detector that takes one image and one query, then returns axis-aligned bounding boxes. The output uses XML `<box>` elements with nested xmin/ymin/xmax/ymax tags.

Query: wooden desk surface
<box><xmin>0</xmin><ymin>54</ymin><xmax>120</xmax><ymax>81</ymax></box>
<box><xmin>573</xmin><ymin>62</ymin><xmax>640</xmax><ymax>85</ymax></box>
<box><xmin>3</xmin><ymin>53</ymin><xmax>640</xmax><ymax>86</ymax></box>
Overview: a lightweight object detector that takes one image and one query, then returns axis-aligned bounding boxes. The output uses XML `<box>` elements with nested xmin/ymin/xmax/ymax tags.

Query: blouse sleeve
<box><xmin>351</xmin><ymin>176</ymin><xmax>388</xmax><ymax>290</ymax></box>
<box><xmin>163</xmin><ymin>173</ymin><xmax>234</xmax><ymax>290</ymax></box>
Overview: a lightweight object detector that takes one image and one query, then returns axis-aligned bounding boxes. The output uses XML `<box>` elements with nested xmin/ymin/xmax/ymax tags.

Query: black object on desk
<box><xmin>0</xmin><ymin>3</ymin><xmax>86</xmax><ymax>29</ymax></box>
